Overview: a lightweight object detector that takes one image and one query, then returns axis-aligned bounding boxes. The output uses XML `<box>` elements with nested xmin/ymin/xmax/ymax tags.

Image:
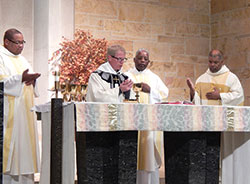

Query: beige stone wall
<box><xmin>0</xmin><ymin>0</ymin><xmax>34</xmax><ymax>65</ymax></box>
<box><xmin>211</xmin><ymin>0</ymin><xmax>250</xmax><ymax>105</ymax></box>
<box><xmin>75</xmin><ymin>0</ymin><xmax>210</xmax><ymax>101</ymax></box>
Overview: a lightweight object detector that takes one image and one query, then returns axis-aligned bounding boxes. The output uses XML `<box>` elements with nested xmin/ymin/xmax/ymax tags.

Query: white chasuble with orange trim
<box><xmin>126</xmin><ymin>68</ymin><xmax>169</xmax><ymax>172</ymax></box>
<box><xmin>0</xmin><ymin>45</ymin><xmax>40</xmax><ymax>175</ymax></box>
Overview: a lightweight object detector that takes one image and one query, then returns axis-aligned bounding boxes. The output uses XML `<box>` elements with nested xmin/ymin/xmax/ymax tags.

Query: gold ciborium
<box><xmin>75</xmin><ymin>85</ymin><xmax>87</xmax><ymax>101</ymax></box>
<box><xmin>60</xmin><ymin>83</ymin><xmax>71</xmax><ymax>102</ymax></box>
<box><xmin>133</xmin><ymin>83</ymin><xmax>142</xmax><ymax>103</ymax></box>
<box><xmin>69</xmin><ymin>84</ymin><xmax>78</xmax><ymax>101</ymax></box>
<box><xmin>59</xmin><ymin>83</ymin><xmax>88</xmax><ymax>102</ymax></box>
<box><xmin>79</xmin><ymin>85</ymin><xmax>87</xmax><ymax>101</ymax></box>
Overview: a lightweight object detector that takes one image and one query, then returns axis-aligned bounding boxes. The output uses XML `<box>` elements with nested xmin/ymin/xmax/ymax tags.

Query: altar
<box><xmin>75</xmin><ymin>102</ymin><xmax>250</xmax><ymax>132</ymax></box>
<box><xmin>36</xmin><ymin>102</ymin><xmax>250</xmax><ymax>184</ymax></box>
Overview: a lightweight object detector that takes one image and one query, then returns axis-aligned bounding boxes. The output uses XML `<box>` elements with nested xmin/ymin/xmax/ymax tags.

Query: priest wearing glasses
<box><xmin>86</xmin><ymin>44</ymin><xmax>133</xmax><ymax>102</ymax></box>
<box><xmin>0</xmin><ymin>28</ymin><xmax>41</xmax><ymax>184</ymax></box>
<box><xmin>83</xmin><ymin>45</ymin><xmax>134</xmax><ymax>184</ymax></box>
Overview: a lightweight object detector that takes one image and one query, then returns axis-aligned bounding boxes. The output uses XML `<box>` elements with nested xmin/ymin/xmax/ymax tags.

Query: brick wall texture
<box><xmin>75</xmin><ymin>0</ymin><xmax>250</xmax><ymax>105</ymax></box>
<box><xmin>211</xmin><ymin>0</ymin><xmax>250</xmax><ymax>105</ymax></box>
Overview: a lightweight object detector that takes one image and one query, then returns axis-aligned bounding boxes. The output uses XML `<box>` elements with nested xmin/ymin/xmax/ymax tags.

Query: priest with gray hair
<box><xmin>126</xmin><ymin>48</ymin><xmax>169</xmax><ymax>184</ymax></box>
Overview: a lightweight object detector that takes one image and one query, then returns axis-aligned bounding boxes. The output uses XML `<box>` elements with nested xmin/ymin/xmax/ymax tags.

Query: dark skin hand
<box><xmin>141</xmin><ymin>82</ymin><xmax>151</xmax><ymax>93</ymax></box>
<box><xmin>206</xmin><ymin>87</ymin><xmax>221</xmax><ymax>100</ymax></box>
<box><xmin>22</xmin><ymin>69</ymin><xmax>41</xmax><ymax>86</ymax></box>
<box><xmin>186</xmin><ymin>78</ymin><xmax>195</xmax><ymax>101</ymax></box>
<box><xmin>186</xmin><ymin>78</ymin><xmax>221</xmax><ymax>100</ymax></box>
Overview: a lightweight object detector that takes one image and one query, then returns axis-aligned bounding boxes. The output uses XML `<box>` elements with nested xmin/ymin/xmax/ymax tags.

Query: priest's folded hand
<box><xmin>141</xmin><ymin>82</ymin><xmax>151</xmax><ymax>93</ymax></box>
<box><xmin>206</xmin><ymin>87</ymin><xmax>221</xmax><ymax>100</ymax></box>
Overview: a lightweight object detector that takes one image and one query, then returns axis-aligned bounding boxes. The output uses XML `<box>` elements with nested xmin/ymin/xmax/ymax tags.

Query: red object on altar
<box><xmin>157</xmin><ymin>101</ymin><xmax>194</xmax><ymax>105</ymax></box>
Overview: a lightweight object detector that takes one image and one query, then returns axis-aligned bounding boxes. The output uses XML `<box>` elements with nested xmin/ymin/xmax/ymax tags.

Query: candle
<box><xmin>55</xmin><ymin>66</ymin><xmax>60</xmax><ymax>82</ymax></box>
<box><xmin>54</xmin><ymin>66</ymin><xmax>60</xmax><ymax>98</ymax></box>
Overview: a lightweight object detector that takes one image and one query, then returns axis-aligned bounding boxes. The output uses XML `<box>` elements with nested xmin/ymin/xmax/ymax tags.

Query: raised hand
<box><xmin>120</xmin><ymin>79</ymin><xmax>133</xmax><ymax>92</ymax></box>
<box><xmin>186</xmin><ymin>78</ymin><xmax>195</xmax><ymax>101</ymax></box>
<box><xmin>22</xmin><ymin>69</ymin><xmax>41</xmax><ymax>86</ymax></box>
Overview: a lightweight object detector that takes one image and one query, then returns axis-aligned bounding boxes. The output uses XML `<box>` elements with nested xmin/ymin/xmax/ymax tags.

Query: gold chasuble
<box><xmin>0</xmin><ymin>45</ymin><xmax>40</xmax><ymax>176</ymax></box>
<box><xmin>193</xmin><ymin>65</ymin><xmax>244</xmax><ymax>184</ymax></box>
<box><xmin>194</xmin><ymin>65</ymin><xmax>244</xmax><ymax>106</ymax></box>
<box><xmin>126</xmin><ymin>68</ymin><xmax>169</xmax><ymax>173</ymax></box>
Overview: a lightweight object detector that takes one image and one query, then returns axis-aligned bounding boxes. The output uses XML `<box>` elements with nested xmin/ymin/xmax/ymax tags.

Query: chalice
<box><xmin>75</xmin><ymin>85</ymin><xmax>87</xmax><ymax>101</ymax></box>
<box><xmin>70</xmin><ymin>84</ymin><xmax>78</xmax><ymax>101</ymax></box>
<box><xmin>133</xmin><ymin>83</ymin><xmax>142</xmax><ymax>103</ymax></box>
<box><xmin>80</xmin><ymin>85</ymin><xmax>87</xmax><ymax>101</ymax></box>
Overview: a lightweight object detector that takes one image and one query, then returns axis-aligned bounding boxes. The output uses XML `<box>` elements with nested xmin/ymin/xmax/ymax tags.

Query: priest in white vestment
<box><xmin>126</xmin><ymin>48</ymin><xmax>169</xmax><ymax>184</ymax></box>
<box><xmin>86</xmin><ymin>45</ymin><xmax>133</xmax><ymax>102</ymax></box>
<box><xmin>85</xmin><ymin>45</ymin><xmax>133</xmax><ymax>183</ymax></box>
<box><xmin>0</xmin><ymin>29</ymin><xmax>41</xmax><ymax>184</ymax></box>
<box><xmin>187</xmin><ymin>49</ymin><xmax>246</xmax><ymax>184</ymax></box>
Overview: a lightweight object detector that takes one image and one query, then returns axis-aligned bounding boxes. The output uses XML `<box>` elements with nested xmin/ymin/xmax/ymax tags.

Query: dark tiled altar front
<box><xmin>164</xmin><ymin>132</ymin><xmax>220</xmax><ymax>184</ymax></box>
<box><xmin>76</xmin><ymin>131</ymin><xmax>137</xmax><ymax>184</ymax></box>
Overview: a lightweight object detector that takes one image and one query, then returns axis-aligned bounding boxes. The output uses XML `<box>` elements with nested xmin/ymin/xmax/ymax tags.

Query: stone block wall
<box><xmin>211</xmin><ymin>0</ymin><xmax>250</xmax><ymax>105</ymax></box>
<box><xmin>0</xmin><ymin>0</ymin><xmax>34</xmax><ymax>65</ymax></box>
<box><xmin>75</xmin><ymin>0</ymin><xmax>211</xmax><ymax>101</ymax></box>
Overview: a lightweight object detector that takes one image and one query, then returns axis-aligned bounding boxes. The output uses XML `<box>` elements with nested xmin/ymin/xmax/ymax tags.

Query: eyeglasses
<box><xmin>111</xmin><ymin>55</ymin><xmax>127</xmax><ymax>62</ymax></box>
<box><xmin>8</xmin><ymin>38</ymin><xmax>26</xmax><ymax>45</ymax></box>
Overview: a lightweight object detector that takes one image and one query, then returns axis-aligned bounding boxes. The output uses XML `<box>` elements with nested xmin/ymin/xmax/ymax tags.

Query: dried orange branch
<box><xmin>49</xmin><ymin>29</ymin><xmax>108</xmax><ymax>85</ymax></box>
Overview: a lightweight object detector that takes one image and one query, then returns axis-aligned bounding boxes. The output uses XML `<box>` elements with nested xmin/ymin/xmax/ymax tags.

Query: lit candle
<box><xmin>55</xmin><ymin>66</ymin><xmax>60</xmax><ymax>82</ymax></box>
<box><xmin>54</xmin><ymin>65</ymin><xmax>60</xmax><ymax>98</ymax></box>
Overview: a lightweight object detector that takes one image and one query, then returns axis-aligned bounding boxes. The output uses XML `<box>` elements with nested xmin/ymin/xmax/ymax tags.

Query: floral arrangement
<box><xmin>49</xmin><ymin>29</ymin><xmax>108</xmax><ymax>85</ymax></box>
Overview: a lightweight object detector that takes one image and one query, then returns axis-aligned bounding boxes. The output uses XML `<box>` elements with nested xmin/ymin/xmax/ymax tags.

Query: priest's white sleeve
<box><xmin>220</xmin><ymin>73</ymin><xmax>244</xmax><ymax>106</ymax></box>
<box><xmin>149</xmin><ymin>76</ymin><xmax>168</xmax><ymax>104</ymax></box>
<box><xmin>0</xmin><ymin>65</ymin><xmax>23</xmax><ymax>97</ymax></box>
<box><xmin>86</xmin><ymin>73</ymin><xmax>121</xmax><ymax>102</ymax></box>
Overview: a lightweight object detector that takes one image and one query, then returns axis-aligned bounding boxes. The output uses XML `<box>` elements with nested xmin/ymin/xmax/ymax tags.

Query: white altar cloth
<box><xmin>75</xmin><ymin>103</ymin><xmax>250</xmax><ymax>132</ymax></box>
<box><xmin>34</xmin><ymin>102</ymin><xmax>250</xmax><ymax>184</ymax></box>
<box><xmin>75</xmin><ymin>103</ymin><xmax>250</xmax><ymax>184</ymax></box>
